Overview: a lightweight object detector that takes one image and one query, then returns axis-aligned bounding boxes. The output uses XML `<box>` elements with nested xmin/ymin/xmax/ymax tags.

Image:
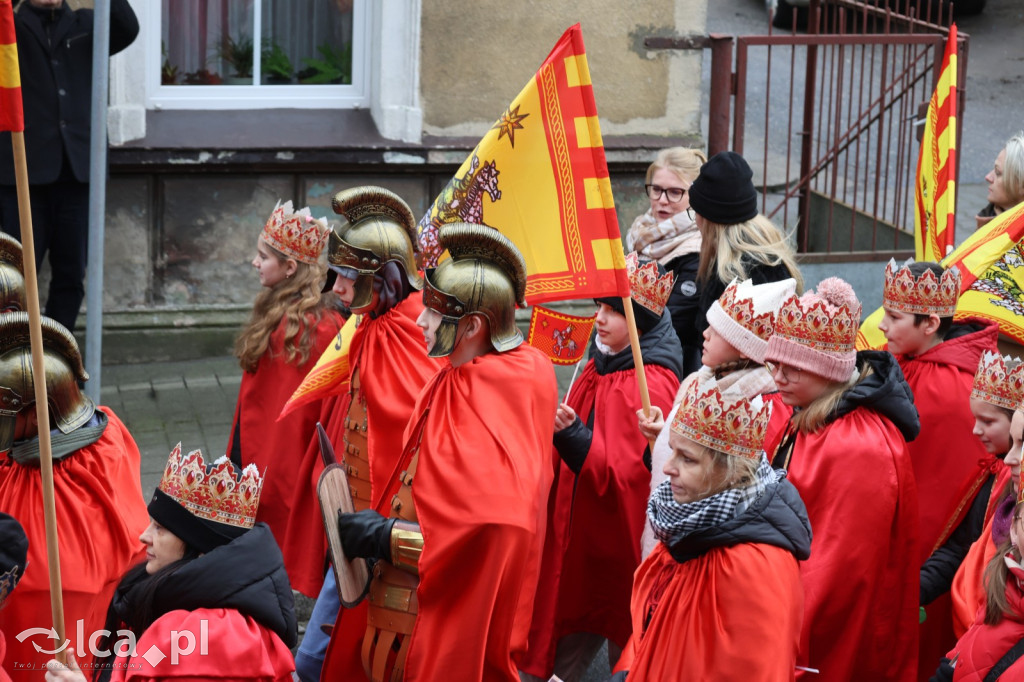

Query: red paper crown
<box><xmin>718</xmin><ymin>280</ymin><xmax>777</xmax><ymax>342</ymax></box>
<box><xmin>774</xmin><ymin>291</ymin><xmax>860</xmax><ymax>355</ymax></box>
<box><xmin>157</xmin><ymin>444</ymin><xmax>264</xmax><ymax>529</ymax></box>
<box><xmin>671</xmin><ymin>378</ymin><xmax>771</xmax><ymax>460</ymax></box>
<box><xmin>261</xmin><ymin>200</ymin><xmax>331</xmax><ymax>265</ymax></box>
<box><xmin>626</xmin><ymin>252</ymin><xmax>675</xmax><ymax>317</ymax></box>
<box><xmin>882</xmin><ymin>259</ymin><xmax>960</xmax><ymax>317</ymax></box>
<box><xmin>971</xmin><ymin>352</ymin><xmax>1024</xmax><ymax>411</ymax></box>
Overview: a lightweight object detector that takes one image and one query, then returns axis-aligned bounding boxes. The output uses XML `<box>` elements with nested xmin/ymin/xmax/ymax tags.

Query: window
<box><xmin>145</xmin><ymin>0</ymin><xmax>369</xmax><ymax>110</ymax></box>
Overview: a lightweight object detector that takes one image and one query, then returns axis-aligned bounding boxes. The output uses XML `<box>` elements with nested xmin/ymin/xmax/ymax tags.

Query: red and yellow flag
<box><xmin>278</xmin><ymin>313</ymin><xmax>358</xmax><ymax>420</ymax></box>
<box><xmin>857</xmin><ymin>200</ymin><xmax>1024</xmax><ymax>349</ymax></box>
<box><xmin>417</xmin><ymin>24</ymin><xmax>629</xmax><ymax>305</ymax></box>
<box><xmin>526</xmin><ymin>305</ymin><xmax>595</xmax><ymax>365</ymax></box>
<box><xmin>0</xmin><ymin>0</ymin><xmax>23</xmax><ymax>132</ymax></box>
<box><xmin>914</xmin><ymin>24</ymin><xmax>958</xmax><ymax>262</ymax></box>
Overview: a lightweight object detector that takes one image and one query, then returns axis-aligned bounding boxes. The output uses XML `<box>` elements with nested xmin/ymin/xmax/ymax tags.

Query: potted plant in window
<box><xmin>261</xmin><ymin>40</ymin><xmax>293</xmax><ymax>84</ymax></box>
<box><xmin>219</xmin><ymin>34</ymin><xmax>254</xmax><ymax>85</ymax></box>
<box><xmin>296</xmin><ymin>42</ymin><xmax>351</xmax><ymax>85</ymax></box>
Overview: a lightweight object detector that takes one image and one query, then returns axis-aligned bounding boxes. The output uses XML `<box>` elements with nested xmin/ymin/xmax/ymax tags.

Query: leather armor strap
<box><xmin>342</xmin><ymin>368</ymin><xmax>373</xmax><ymax>511</ymax></box>
<box><xmin>363</xmin><ymin>560</ymin><xmax>419</xmax><ymax>681</ymax></box>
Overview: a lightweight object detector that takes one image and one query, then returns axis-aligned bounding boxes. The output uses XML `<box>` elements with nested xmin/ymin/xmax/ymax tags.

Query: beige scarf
<box><xmin>626</xmin><ymin>209</ymin><xmax>702</xmax><ymax>265</ymax></box>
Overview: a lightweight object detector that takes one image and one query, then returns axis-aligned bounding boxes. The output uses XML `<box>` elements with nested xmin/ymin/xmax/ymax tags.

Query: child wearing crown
<box><xmin>611</xmin><ymin>377</ymin><xmax>811</xmax><ymax>681</ymax></box>
<box><xmin>764</xmin><ymin>277</ymin><xmax>921</xmax><ymax>681</ymax></box>
<box><xmin>227</xmin><ymin>201</ymin><xmax>343</xmax><ymax>574</ymax></box>
<box><xmin>877</xmin><ymin>259</ymin><xmax>1001</xmax><ymax>675</ymax></box>
<box><xmin>637</xmin><ymin>277</ymin><xmax>797</xmax><ymax>557</ymax></box>
<box><xmin>946</xmin><ymin>353</ymin><xmax>1024</xmax><ymax>641</ymax></box>
<box><xmin>521</xmin><ymin>254</ymin><xmax>683</xmax><ymax>682</ymax></box>
<box><xmin>45</xmin><ymin>445</ymin><xmax>297</xmax><ymax>682</ymax></box>
<box><xmin>933</xmin><ymin>464</ymin><xmax>1024</xmax><ymax>680</ymax></box>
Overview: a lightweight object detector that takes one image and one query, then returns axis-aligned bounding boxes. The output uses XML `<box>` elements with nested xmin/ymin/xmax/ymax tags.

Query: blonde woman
<box><xmin>627</xmin><ymin>147</ymin><xmax>707</xmax><ymax>375</ymax></box>
<box><xmin>688</xmin><ymin>151</ymin><xmax>803</xmax><ymax>338</ymax></box>
<box><xmin>976</xmin><ymin>132</ymin><xmax>1024</xmax><ymax>229</ymax></box>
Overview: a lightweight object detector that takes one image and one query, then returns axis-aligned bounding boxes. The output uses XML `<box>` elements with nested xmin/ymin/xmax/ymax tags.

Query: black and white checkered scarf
<box><xmin>647</xmin><ymin>454</ymin><xmax>774</xmax><ymax>545</ymax></box>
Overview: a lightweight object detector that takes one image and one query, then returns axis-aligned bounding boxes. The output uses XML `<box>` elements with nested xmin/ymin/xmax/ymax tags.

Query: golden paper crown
<box><xmin>671</xmin><ymin>378</ymin><xmax>772</xmax><ymax>460</ymax></box>
<box><xmin>261</xmin><ymin>200</ymin><xmax>331</xmax><ymax>265</ymax></box>
<box><xmin>718</xmin><ymin>280</ymin><xmax>777</xmax><ymax>342</ymax></box>
<box><xmin>626</xmin><ymin>252</ymin><xmax>675</xmax><ymax>317</ymax></box>
<box><xmin>882</xmin><ymin>259</ymin><xmax>960</xmax><ymax>317</ymax></box>
<box><xmin>971</xmin><ymin>352</ymin><xmax>1024</xmax><ymax>411</ymax></box>
<box><xmin>157</xmin><ymin>443</ymin><xmax>264</xmax><ymax>529</ymax></box>
<box><xmin>774</xmin><ymin>282</ymin><xmax>860</xmax><ymax>355</ymax></box>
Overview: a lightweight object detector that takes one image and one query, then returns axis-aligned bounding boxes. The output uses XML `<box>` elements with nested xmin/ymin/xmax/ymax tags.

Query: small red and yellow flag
<box><xmin>278</xmin><ymin>313</ymin><xmax>358</xmax><ymax>420</ymax></box>
<box><xmin>526</xmin><ymin>305</ymin><xmax>595</xmax><ymax>365</ymax></box>
<box><xmin>914</xmin><ymin>24</ymin><xmax>958</xmax><ymax>262</ymax></box>
<box><xmin>417</xmin><ymin>24</ymin><xmax>629</xmax><ymax>305</ymax></box>
<box><xmin>0</xmin><ymin>0</ymin><xmax>23</xmax><ymax>133</ymax></box>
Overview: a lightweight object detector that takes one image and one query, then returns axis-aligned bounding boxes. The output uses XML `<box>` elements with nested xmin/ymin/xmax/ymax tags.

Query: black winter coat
<box><xmin>0</xmin><ymin>0</ymin><xmax>139</xmax><ymax>185</ymax></box>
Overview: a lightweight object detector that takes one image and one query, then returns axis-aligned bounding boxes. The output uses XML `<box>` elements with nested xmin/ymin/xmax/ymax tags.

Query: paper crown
<box><xmin>157</xmin><ymin>443</ymin><xmax>264</xmax><ymax>530</ymax></box>
<box><xmin>716</xmin><ymin>278</ymin><xmax>794</xmax><ymax>343</ymax></box>
<box><xmin>261</xmin><ymin>200</ymin><xmax>331</xmax><ymax>265</ymax></box>
<box><xmin>773</xmin><ymin>279</ymin><xmax>860</xmax><ymax>355</ymax></box>
<box><xmin>882</xmin><ymin>259</ymin><xmax>960</xmax><ymax>317</ymax></box>
<box><xmin>626</xmin><ymin>251</ymin><xmax>675</xmax><ymax>316</ymax></box>
<box><xmin>971</xmin><ymin>352</ymin><xmax>1024</xmax><ymax>411</ymax></box>
<box><xmin>671</xmin><ymin>377</ymin><xmax>772</xmax><ymax>460</ymax></box>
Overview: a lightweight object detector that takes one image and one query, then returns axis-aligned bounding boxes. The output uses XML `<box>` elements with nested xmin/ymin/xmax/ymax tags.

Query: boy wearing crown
<box><xmin>877</xmin><ymin>259</ymin><xmax>1000</xmax><ymax>676</ymax></box>
<box><xmin>521</xmin><ymin>253</ymin><xmax>684</xmax><ymax>682</ymax></box>
<box><xmin>291</xmin><ymin>187</ymin><xmax>444</xmax><ymax>682</ymax></box>
<box><xmin>0</xmin><ymin>313</ymin><xmax>149</xmax><ymax>681</ymax></box>
<box><xmin>328</xmin><ymin>224</ymin><xmax>557</xmax><ymax>681</ymax></box>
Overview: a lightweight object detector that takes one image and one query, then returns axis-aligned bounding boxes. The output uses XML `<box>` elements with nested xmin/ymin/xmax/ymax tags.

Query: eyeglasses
<box><xmin>645</xmin><ymin>184</ymin><xmax>688</xmax><ymax>203</ymax></box>
<box><xmin>764</xmin><ymin>361</ymin><xmax>802</xmax><ymax>385</ymax></box>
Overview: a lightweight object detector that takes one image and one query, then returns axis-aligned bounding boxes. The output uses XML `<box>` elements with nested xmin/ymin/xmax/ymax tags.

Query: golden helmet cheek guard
<box><xmin>421</xmin><ymin>222</ymin><xmax>528</xmax><ymax>358</ymax></box>
<box><xmin>327</xmin><ymin>187</ymin><xmax>424</xmax><ymax>310</ymax></box>
<box><xmin>0</xmin><ymin>312</ymin><xmax>95</xmax><ymax>453</ymax></box>
<box><xmin>0</xmin><ymin>233</ymin><xmax>24</xmax><ymax>313</ymax></box>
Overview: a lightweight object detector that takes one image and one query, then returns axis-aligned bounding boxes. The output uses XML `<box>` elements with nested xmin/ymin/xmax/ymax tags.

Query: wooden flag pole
<box><xmin>621</xmin><ymin>296</ymin><xmax>656</xmax><ymax>452</ymax></box>
<box><xmin>12</xmin><ymin>131</ymin><xmax>66</xmax><ymax>663</ymax></box>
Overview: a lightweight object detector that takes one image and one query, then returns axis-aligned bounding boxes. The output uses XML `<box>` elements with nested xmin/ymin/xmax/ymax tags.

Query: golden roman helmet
<box><xmin>422</xmin><ymin>223</ymin><xmax>527</xmax><ymax>357</ymax></box>
<box><xmin>0</xmin><ymin>233</ymin><xmax>25</xmax><ymax>313</ymax></box>
<box><xmin>327</xmin><ymin>186</ymin><xmax>423</xmax><ymax>309</ymax></box>
<box><xmin>0</xmin><ymin>312</ymin><xmax>94</xmax><ymax>453</ymax></box>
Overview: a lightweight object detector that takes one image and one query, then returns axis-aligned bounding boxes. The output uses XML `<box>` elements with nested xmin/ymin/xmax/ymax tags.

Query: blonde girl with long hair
<box><xmin>228</xmin><ymin>201</ymin><xmax>344</xmax><ymax>557</ymax></box>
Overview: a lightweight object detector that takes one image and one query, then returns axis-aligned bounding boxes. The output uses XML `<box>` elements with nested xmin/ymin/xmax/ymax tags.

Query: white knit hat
<box><xmin>706</xmin><ymin>278</ymin><xmax>797</xmax><ymax>364</ymax></box>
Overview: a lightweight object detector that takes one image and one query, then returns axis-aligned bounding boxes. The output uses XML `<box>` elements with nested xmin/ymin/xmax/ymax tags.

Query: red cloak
<box><xmin>522</xmin><ymin>358</ymin><xmax>680</xmax><ymax>676</ymax></box>
<box><xmin>108</xmin><ymin>608</ymin><xmax>294</xmax><ymax>681</ymax></box>
<box><xmin>616</xmin><ymin>542</ymin><xmax>803</xmax><ymax>681</ymax></box>
<box><xmin>786</xmin><ymin>409</ymin><xmax>920</xmax><ymax>681</ymax></box>
<box><xmin>0</xmin><ymin>409</ymin><xmax>148</xmax><ymax>681</ymax></box>
<box><xmin>0</xmin><ymin>631</ymin><xmax>9</xmax><ymax>682</ymax></box>
<box><xmin>403</xmin><ymin>344</ymin><xmax>557</xmax><ymax>681</ymax></box>
<box><xmin>894</xmin><ymin>320</ymin><xmax>999</xmax><ymax>680</ymax></box>
<box><xmin>227</xmin><ymin>310</ymin><xmax>342</xmax><ymax>568</ymax></box>
<box><xmin>282</xmin><ymin>295</ymin><xmax>441</xmax><ymax>599</ymax></box>
<box><xmin>952</xmin><ymin>467</ymin><xmax>1014</xmax><ymax>638</ymax></box>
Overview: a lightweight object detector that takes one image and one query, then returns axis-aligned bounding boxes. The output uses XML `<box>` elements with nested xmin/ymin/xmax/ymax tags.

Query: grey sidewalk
<box><xmin>97</xmin><ymin>355</ymin><xmax>242</xmax><ymax>498</ymax></box>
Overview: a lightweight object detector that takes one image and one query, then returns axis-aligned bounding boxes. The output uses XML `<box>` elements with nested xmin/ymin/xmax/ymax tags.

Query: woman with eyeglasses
<box><xmin>687</xmin><ymin>151</ymin><xmax>803</xmax><ymax>343</ymax></box>
<box><xmin>763</xmin><ymin>277</ymin><xmax>921</xmax><ymax>681</ymax></box>
<box><xmin>627</xmin><ymin>147</ymin><xmax>707</xmax><ymax>376</ymax></box>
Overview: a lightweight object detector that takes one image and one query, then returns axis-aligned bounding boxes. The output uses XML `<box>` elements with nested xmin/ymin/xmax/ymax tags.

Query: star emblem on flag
<box><xmin>491</xmin><ymin>104</ymin><xmax>529</xmax><ymax>148</ymax></box>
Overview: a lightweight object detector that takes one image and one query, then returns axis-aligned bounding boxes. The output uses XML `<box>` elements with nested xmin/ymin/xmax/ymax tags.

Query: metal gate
<box><xmin>648</xmin><ymin>0</ymin><xmax>967</xmax><ymax>262</ymax></box>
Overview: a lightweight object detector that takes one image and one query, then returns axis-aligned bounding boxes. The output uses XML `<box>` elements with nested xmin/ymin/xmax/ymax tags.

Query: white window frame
<box><xmin>142</xmin><ymin>0</ymin><xmax>371</xmax><ymax>110</ymax></box>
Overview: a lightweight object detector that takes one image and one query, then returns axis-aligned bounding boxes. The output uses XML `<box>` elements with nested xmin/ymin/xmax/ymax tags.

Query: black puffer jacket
<box><xmin>667</xmin><ymin>470</ymin><xmax>813</xmax><ymax>564</ymax></box>
<box><xmin>832</xmin><ymin>350</ymin><xmax>920</xmax><ymax>442</ymax></box>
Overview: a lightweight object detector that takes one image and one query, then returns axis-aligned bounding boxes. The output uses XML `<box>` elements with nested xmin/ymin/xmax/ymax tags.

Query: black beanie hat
<box><xmin>594</xmin><ymin>295</ymin><xmax>663</xmax><ymax>336</ymax></box>
<box><xmin>688</xmin><ymin>151</ymin><xmax>759</xmax><ymax>225</ymax></box>
<box><xmin>0</xmin><ymin>511</ymin><xmax>28</xmax><ymax>606</ymax></box>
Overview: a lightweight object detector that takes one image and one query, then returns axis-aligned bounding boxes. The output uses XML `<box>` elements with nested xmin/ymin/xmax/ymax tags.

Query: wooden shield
<box><xmin>316</xmin><ymin>424</ymin><xmax>370</xmax><ymax>608</ymax></box>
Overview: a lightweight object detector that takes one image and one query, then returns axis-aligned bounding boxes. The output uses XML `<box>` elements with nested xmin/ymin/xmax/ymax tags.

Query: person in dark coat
<box><xmin>0</xmin><ymin>0</ymin><xmax>139</xmax><ymax>332</ymax></box>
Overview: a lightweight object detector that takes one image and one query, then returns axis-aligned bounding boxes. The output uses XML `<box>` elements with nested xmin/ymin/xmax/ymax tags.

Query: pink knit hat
<box><xmin>706</xmin><ymin>278</ymin><xmax>797</xmax><ymax>364</ymax></box>
<box><xmin>765</xmin><ymin>277</ymin><xmax>861</xmax><ymax>383</ymax></box>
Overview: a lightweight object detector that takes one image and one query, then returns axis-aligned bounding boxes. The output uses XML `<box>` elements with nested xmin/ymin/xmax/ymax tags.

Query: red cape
<box><xmin>0</xmin><ymin>631</ymin><xmax>9</xmax><ymax>682</ymax></box>
<box><xmin>952</xmin><ymin>467</ymin><xmax>1014</xmax><ymax>638</ymax></box>
<box><xmin>616</xmin><ymin>542</ymin><xmax>803</xmax><ymax>681</ymax></box>
<box><xmin>0</xmin><ymin>409</ymin><xmax>148</xmax><ymax>681</ymax></box>
<box><xmin>109</xmin><ymin>608</ymin><xmax>294</xmax><ymax>681</ymax></box>
<box><xmin>522</xmin><ymin>359</ymin><xmax>679</xmax><ymax>676</ymax></box>
<box><xmin>401</xmin><ymin>344</ymin><xmax>557</xmax><ymax>681</ymax></box>
<box><xmin>787</xmin><ymin>408</ymin><xmax>920</xmax><ymax>681</ymax></box>
<box><xmin>279</xmin><ymin>296</ymin><xmax>441</xmax><ymax>598</ymax></box>
<box><xmin>227</xmin><ymin>311</ymin><xmax>342</xmax><ymax>586</ymax></box>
